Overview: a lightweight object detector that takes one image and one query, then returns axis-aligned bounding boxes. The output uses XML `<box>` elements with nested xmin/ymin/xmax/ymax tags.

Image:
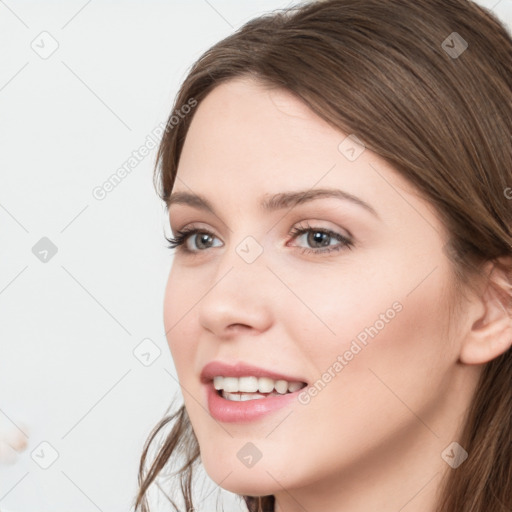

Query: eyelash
<box><xmin>165</xmin><ymin>222</ymin><xmax>354</xmax><ymax>256</ymax></box>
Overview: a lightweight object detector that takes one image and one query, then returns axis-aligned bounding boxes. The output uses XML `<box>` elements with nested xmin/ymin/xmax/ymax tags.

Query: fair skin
<box><xmin>164</xmin><ymin>76</ymin><xmax>512</xmax><ymax>512</ymax></box>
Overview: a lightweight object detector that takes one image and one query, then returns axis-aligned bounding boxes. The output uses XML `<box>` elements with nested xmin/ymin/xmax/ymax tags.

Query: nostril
<box><xmin>227</xmin><ymin>324</ymin><xmax>252</xmax><ymax>333</ymax></box>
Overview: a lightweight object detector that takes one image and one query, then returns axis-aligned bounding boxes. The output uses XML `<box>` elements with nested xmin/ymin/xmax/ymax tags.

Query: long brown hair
<box><xmin>134</xmin><ymin>1</ymin><xmax>512</xmax><ymax>510</ymax></box>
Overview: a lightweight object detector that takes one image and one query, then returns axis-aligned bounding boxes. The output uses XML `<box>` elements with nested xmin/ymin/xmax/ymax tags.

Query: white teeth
<box><xmin>238</xmin><ymin>376</ymin><xmax>259</xmax><ymax>392</ymax></box>
<box><xmin>274</xmin><ymin>380</ymin><xmax>288</xmax><ymax>394</ymax></box>
<box><xmin>258</xmin><ymin>377</ymin><xmax>275</xmax><ymax>393</ymax></box>
<box><xmin>213</xmin><ymin>376</ymin><xmax>223</xmax><ymax>390</ymax></box>
<box><xmin>222</xmin><ymin>391</ymin><xmax>272</xmax><ymax>401</ymax></box>
<box><xmin>287</xmin><ymin>381</ymin><xmax>303</xmax><ymax>392</ymax></box>
<box><xmin>212</xmin><ymin>375</ymin><xmax>305</xmax><ymax>395</ymax></box>
<box><xmin>225</xmin><ymin>392</ymin><xmax>266</xmax><ymax>401</ymax></box>
<box><xmin>239</xmin><ymin>393</ymin><xmax>262</xmax><ymax>401</ymax></box>
<box><xmin>222</xmin><ymin>377</ymin><xmax>239</xmax><ymax>392</ymax></box>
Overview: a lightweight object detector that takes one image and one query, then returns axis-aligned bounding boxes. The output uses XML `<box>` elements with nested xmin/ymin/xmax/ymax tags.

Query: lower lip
<box><xmin>205</xmin><ymin>382</ymin><xmax>302</xmax><ymax>423</ymax></box>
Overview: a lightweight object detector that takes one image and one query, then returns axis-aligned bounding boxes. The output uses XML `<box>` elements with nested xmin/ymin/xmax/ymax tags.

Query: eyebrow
<box><xmin>167</xmin><ymin>188</ymin><xmax>379</xmax><ymax>218</ymax></box>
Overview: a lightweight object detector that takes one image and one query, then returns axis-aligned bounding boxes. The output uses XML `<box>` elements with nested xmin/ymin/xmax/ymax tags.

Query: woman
<box><xmin>135</xmin><ymin>0</ymin><xmax>512</xmax><ymax>510</ymax></box>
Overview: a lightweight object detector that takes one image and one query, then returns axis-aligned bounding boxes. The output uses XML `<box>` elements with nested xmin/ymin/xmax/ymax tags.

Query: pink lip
<box><xmin>205</xmin><ymin>382</ymin><xmax>302</xmax><ymax>423</ymax></box>
<box><xmin>200</xmin><ymin>361</ymin><xmax>306</xmax><ymax>383</ymax></box>
<box><xmin>201</xmin><ymin>361</ymin><xmax>307</xmax><ymax>423</ymax></box>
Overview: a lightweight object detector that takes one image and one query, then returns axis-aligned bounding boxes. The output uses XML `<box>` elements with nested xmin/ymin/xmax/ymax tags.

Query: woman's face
<box><xmin>164</xmin><ymin>77</ymin><xmax>473</xmax><ymax>499</ymax></box>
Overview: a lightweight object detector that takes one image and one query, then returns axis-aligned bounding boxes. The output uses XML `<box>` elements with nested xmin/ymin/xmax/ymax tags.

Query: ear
<box><xmin>460</xmin><ymin>257</ymin><xmax>512</xmax><ymax>365</ymax></box>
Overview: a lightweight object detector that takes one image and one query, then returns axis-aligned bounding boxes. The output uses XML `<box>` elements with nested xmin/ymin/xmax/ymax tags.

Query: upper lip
<box><xmin>200</xmin><ymin>361</ymin><xmax>307</xmax><ymax>384</ymax></box>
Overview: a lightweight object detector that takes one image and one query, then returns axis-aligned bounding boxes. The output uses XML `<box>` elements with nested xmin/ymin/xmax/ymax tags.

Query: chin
<box><xmin>201</xmin><ymin>456</ymin><xmax>284</xmax><ymax>496</ymax></box>
<box><xmin>212</xmin><ymin>476</ymin><xmax>276</xmax><ymax>497</ymax></box>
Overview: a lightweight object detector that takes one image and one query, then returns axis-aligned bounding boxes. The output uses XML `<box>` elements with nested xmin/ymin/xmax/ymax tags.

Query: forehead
<box><xmin>177</xmin><ymin>77</ymin><xmax>366</xmax><ymax>190</ymax></box>
<box><xmin>183</xmin><ymin>77</ymin><xmax>336</xmax><ymax>150</ymax></box>
<box><xmin>173</xmin><ymin>77</ymin><xmax>438</xmax><ymax>234</ymax></box>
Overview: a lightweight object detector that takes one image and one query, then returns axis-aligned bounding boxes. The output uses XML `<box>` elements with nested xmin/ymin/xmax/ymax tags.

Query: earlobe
<box><xmin>460</xmin><ymin>260</ymin><xmax>512</xmax><ymax>365</ymax></box>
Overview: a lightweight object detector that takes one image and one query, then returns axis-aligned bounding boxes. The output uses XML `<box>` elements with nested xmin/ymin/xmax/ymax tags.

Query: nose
<box><xmin>198</xmin><ymin>240</ymin><xmax>274</xmax><ymax>339</ymax></box>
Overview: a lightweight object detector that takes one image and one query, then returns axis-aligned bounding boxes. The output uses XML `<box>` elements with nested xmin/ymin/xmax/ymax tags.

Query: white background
<box><xmin>0</xmin><ymin>1</ymin><xmax>510</xmax><ymax>511</ymax></box>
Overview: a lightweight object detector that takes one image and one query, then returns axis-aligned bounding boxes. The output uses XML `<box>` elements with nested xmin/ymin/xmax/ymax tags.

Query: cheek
<box><xmin>292</xmin><ymin>248</ymin><xmax>449</xmax><ymax>353</ymax></box>
<box><xmin>299</xmin><ymin>263</ymin><xmax>453</xmax><ymax>429</ymax></box>
<box><xmin>163</xmin><ymin>271</ymin><xmax>208</xmax><ymax>440</ymax></box>
<box><xmin>276</xmin><ymin>257</ymin><xmax>397</xmax><ymax>362</ymax></box>
<box><xmin>285</xmin><ymin>249</ymin><xmax>454</xmax><ymax>411</ymax></box>
<box><xmin>163</xmin><ymin>269</ymin><xmax>199</xmax><ymax>373</ymax></box>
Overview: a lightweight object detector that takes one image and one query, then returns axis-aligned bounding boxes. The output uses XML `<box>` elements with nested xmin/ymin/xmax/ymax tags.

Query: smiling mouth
<box><xmin>213</xmin><ymin>375</ymin><xmax>307</xmax><ymax>401</ymax></box>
